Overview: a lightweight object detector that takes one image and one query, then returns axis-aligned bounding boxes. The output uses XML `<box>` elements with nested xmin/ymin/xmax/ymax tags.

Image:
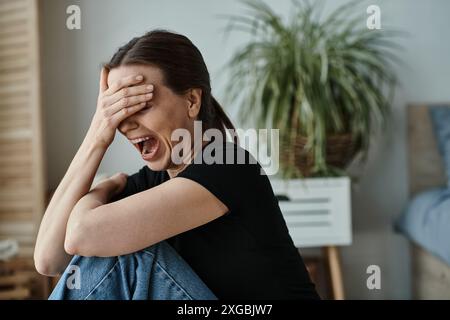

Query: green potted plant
<box><xmin>224</xmin><ymin>0</ymin><xmax>401</xmax><ymax>178</ymax></box>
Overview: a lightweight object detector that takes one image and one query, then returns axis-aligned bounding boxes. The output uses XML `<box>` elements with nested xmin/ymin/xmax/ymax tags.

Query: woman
<box><xmin>34</xmin><ymin>30</ymin><xmax>320</xmax><ymax>300</ymax></box>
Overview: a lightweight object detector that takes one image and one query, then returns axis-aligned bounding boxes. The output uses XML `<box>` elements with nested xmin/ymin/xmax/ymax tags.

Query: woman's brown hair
<box><xmin>104</xmin><ymin>29</ymin><xmax>236</xmax><ymax>141</ymax></box>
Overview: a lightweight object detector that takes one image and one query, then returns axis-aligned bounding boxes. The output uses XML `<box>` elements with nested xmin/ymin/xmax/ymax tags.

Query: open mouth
<box><xmin>129</xmin><ymin>135</ymin><xmax>160</xmax><ymax>160</ymax></box>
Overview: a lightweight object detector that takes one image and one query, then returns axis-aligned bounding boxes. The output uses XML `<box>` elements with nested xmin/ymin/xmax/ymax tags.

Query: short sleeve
<box><xmin>176</xmin><ymin>142</ymin><xmax>262</xmax><ymax>213</ymax></box>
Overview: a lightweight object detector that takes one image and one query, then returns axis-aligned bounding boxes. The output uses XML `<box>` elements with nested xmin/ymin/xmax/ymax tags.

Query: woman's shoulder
<box><xmin>183</xmin><ymin>141</ymin><xmax>271</xmax><ymax>188</ymax></box>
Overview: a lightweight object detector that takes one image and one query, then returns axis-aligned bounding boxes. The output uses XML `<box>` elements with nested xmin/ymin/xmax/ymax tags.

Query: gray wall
<box><xmin>40</xmin><ymin>0</ymin><xmax>450</xmax><ymax>299</ymax></box>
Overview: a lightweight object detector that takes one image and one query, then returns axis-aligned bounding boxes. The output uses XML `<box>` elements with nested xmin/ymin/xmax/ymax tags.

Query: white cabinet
<box><xmin>270</xmin><ymin>177</ymin><xmax>352</xmax><ymax>248</ymax></box>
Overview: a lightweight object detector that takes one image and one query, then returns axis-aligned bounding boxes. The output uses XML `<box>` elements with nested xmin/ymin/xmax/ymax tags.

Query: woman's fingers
<box><xmin>109</xmin><ymin>101</ymin><xmax>149</xmax><ymax>127</ymax></box>
<box><xmin>99</xmin><ymin>67</ymin><xmax>109</xmax><ymax>93</ymax></box>
<box><xmin>103</xmin><ymin>74</ymin><xmax>144</xmax><ymax>96</ymax></box>
<box><xmin>99</xmin><ymin>67</ymin><xmax>109</xmax><ymax>94</ymax></box>
<box><xmin>103</xmin><ymin>92</ymin><xmax>153</xmax><ymax>117</ymax></box>
<box><xmin>104</xmin><ymin>84</ymin><xmax>154</xmax><ymax>106</ymax></box>
<box><xmin>110</xmin><ymin>173</ymin><xmax>128</xmax><ymax>196</ymax></box>
<box><xmin>91</xmin><ymin>72</ymin><xmax>149</xmax><ymax>148</ymax></box>
<box><xmin>110</xmin><ymin>172</ymin><xmax>128</xmax><ymax>180</ymax></box>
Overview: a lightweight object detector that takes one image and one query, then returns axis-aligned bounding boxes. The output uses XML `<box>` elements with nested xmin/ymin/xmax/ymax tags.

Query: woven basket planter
<box><xmin>280</xmin><ymin>133</ymin><xmax>359</xmax><ymax>177</ymax></box>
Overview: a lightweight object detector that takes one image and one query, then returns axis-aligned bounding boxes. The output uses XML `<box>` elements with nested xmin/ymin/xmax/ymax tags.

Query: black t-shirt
<box><xmin>115</xmin><ymin>142</ymin><xmax>319</xmax><ymax>300</ymax></box>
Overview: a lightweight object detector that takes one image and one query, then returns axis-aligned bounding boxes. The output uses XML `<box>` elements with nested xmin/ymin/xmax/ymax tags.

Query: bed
<box><xmin>398</xmin><ymin>104</ymin><xmax>450</xmax><ymax>299</ymax></box>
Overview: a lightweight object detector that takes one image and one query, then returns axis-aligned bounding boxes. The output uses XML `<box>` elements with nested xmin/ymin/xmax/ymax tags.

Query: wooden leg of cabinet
<box><xmin>323</xmin><ymin>245</ymin><xmax>345</xmax><ymax>300</ymax></box>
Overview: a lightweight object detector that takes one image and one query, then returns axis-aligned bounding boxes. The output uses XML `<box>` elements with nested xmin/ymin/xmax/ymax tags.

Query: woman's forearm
<box><xmin>34</xmin><ymin>69</ymin><xmax>151</xmax><ymax>276</ymax></box>
<box><xmin>64</xmin><ymin>177</ymin><xmax>123</xmax><ymax>256</ymax></box>
<box><xmin>34</xmin><ymin>137</ymin><xmax>107</xmax><ymax>276</ymax></box>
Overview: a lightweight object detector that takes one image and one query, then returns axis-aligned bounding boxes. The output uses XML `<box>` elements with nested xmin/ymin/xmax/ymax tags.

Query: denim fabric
<box><xmin>49</xmin><ymin>241</ymin><xmax>217</xmax><ymax>300</ymax></box>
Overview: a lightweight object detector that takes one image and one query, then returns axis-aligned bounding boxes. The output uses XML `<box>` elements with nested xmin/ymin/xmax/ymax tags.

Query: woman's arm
<box><xmin>34</xmin><ymin>68</ymin><xmax>153</xmax><ymax>276</ymax></box>
<box><xmin>64</xmin><ymin>177</ymin><xmax>229</xmax><ymax>257</ymax></box>
<box><xmin>33</xmin><ymin>140</ymin><xmax>106</xmax><ymax>276</ymax></box>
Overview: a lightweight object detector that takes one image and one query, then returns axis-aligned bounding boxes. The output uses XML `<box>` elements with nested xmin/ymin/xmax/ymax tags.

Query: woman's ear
<box><xmin>186</xmin><ymin>88</ymin><xmax>202</xmax><ymax>119</ymax></box>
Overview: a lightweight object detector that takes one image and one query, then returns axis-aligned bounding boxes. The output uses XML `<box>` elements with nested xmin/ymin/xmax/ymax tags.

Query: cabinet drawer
<box><xmin>271</xmin><ymin>177</ymin><xmax>352</xmax><ymax>247</ymax></box>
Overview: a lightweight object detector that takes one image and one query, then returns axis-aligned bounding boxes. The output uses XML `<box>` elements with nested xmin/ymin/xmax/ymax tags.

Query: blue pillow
<box><xmin>396</xmin><ymin>188</ymin><xmax>450</xmax><ymax>265</ymax></box>
<box><xmin>429</xmin><ymin>105</ymin><xmax>450</xmax><ymax>187</ymax></box>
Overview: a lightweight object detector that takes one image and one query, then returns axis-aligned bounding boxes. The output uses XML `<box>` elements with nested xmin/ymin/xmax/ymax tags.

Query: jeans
<box><xmin>49</xmin><ymin>241</ymin><xmax>217</xmax><ymax>300</ymax></box>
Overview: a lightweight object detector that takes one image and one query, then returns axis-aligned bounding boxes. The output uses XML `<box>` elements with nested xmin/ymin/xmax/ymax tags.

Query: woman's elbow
<box><xmin>34</xmin><ymin>251</ymin><xmax>63</xmax><ymax>277</ymax></box>
<box><xmin>64</xmin><ymin>236</ymin><xmax>79</xmax><ymax>256</ymax></box>
<box><xmin>64</xmin><ymin>217</ymin><xmax>93</xmax><ymax>256</ymax></box>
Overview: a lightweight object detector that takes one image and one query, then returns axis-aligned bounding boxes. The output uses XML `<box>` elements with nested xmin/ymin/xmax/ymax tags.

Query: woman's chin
<box><xmin>144</xmin><ymin>150</ymin><xmax>172</xmax><ymax>172</ymax></box>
